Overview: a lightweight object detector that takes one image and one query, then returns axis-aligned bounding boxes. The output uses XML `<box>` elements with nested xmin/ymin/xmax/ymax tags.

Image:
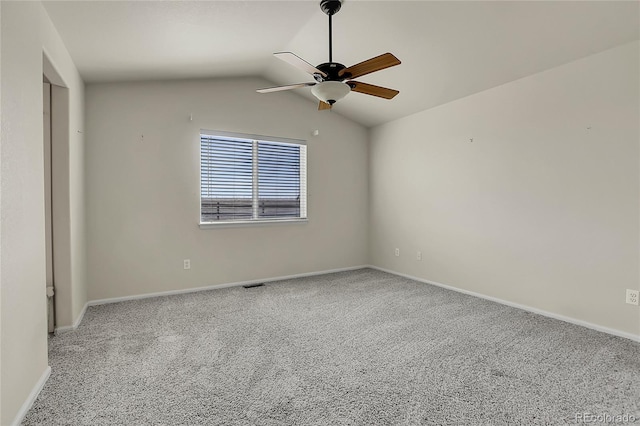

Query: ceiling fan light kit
<box><xmin>311</xmin><ymin>81</ymin><xmax>351</xmax><ymax>105</ymax></box>
<box><xmin>257</xmin><ymin>0</ymin><xmax>401</xmax><ymax>110</ymax></box>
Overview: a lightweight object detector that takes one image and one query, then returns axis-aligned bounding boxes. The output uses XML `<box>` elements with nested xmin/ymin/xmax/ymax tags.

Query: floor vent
<box><xmin>243</xmin><ymin>283</ymin><xmax>265</xmax><ymax>289</ymax></box>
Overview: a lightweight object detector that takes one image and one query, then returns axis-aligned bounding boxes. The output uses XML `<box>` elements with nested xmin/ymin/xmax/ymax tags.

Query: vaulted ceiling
<box><xmin>43</xmin><ymin>1</ymin><xmax>639</xmax><ymax>127</ymax></box>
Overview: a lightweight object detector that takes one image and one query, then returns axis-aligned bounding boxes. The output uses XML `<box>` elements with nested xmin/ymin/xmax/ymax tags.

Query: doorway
<box><xmin>43</xmin><ymin>79</ymin><xmax>55</xmax><ymax>333</ymax></box>
<box><xmin>43</xmin><ymin>51</ymin><xmax>73</xmax><ymax>333</ymax></box>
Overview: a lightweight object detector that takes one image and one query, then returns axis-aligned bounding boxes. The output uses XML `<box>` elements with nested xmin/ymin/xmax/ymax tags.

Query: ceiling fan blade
<box><xmin>339</xmin><ymin>53</ymin><xmax>401</xmax><ymax>79</ymax></box>
<box><xmin>348</xmin><ymin>81</ymin><xmax>399</xmax><ymax>99</ymax></box>
<box><xmin>257</xmin><ymin>82</ymin><xmax>316</xmax><ymax>94</ymax></box>
<box><xmin>318</xmin><ymin>101</ymin><xmax>332</xmax><ymax>110</ymax></box>
<box><xmin>274</xmin><ymin>52</ymin><xmax>328</xmax><ymax>78</ymax></box>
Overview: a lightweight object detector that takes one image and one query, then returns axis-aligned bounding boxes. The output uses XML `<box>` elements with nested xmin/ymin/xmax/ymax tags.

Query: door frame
<box><xmin>42</xmin><ymin>51</ymin><xmax>73</xmax><ymax>332</ymax></box>
<box><xmin>43</xmin><ymin>79</ymin><xmax>55</xmax><ymax>333</ymax></box>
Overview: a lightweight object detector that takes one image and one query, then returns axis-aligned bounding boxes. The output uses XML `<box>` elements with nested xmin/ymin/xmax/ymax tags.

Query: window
<box><xmin>200</xmin><ymin>131</ymin><xmax>307</xmax><ymax>224</ymax></box>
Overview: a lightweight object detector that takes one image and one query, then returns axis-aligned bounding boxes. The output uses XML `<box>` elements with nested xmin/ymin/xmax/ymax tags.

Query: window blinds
<box><xmin>200</xmin><ymin>133</ymin><xmax>307</xmax><ymax>223</ymax></box>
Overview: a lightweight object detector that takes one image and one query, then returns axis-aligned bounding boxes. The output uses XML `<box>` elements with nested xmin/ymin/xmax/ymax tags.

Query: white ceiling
<box><xmin>43</xmin><ymin>1</ymin><xmax>639</xmax><ymax>127</ymax></box>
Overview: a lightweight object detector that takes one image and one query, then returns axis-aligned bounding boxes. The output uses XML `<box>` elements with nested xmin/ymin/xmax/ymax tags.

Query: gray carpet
<box><xmin>23</xmin><ymin>269</ymin><xmax>640</xmax><ymax>425</ymax></box>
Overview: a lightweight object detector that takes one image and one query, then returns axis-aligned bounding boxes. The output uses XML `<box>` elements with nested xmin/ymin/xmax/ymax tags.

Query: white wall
<box><xmin>0</xmin><ymin>2</ymin><xmax>3</xmax><ymax>422</ymax></box>
<box><xmin>0</xmin><ymin>2</ymin><xmax>86</xmax><ymax>424</ymax></box>
<box><xmin>85</xmin><ymin>78</ymin><xmax>368</xmax><ymax>301</ymax></box>
<box><xmin>370</xmin><ymin>42</ymin><xmax>640</xmax><ymax>338</ymax></box>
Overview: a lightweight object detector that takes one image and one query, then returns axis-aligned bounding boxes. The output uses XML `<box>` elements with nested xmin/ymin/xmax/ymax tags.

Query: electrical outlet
<box><xmin>626</xmin><ymin>289</ymin><xmax>639</xmax><ymax>305</ymax></box>
<box><xmin>183</xmin><ymin>259</ymin><xmax>191</xmax><ymax>270</ymax></box>
<box><xmin>417</xmin><ymin>251</ymin><xmax>422</xmax><ymax>261</ymax></box>
<box><xmin>394</xmin><ymin>248</ymin><xmax>400</xmax><ymax>257</ymax></box>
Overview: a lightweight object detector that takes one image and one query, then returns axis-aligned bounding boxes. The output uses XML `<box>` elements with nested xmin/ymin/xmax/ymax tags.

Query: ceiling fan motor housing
<box><xmin>314</xmin><ymin>62</ymin><xmax>347</xmax><ymax>82</ymax></box>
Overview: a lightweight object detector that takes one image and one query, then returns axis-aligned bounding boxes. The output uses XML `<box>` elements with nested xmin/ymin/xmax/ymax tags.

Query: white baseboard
<box><xmin>55</xmin><ymin>301</ymin><xmax>89</xmax><ymax>334</ymax></box>
<box><xmin>86</xmin><ymin>264</ymin><xmax>369</xmax><ymax>307</ymax></box>
<box><xmin>368</xmin><ymin>265</ymin><xmax>640</xmax><ymax>343</ymax></box>
<box><xmin>11</xmin><ymin>366</ymin><xmax>51</xmax><ymax>426</ymax></box>
<box><xmin>55</xmin><ymin>264</ymin><xmax>637</xmax><ymax>343</ymax></box>
<box><xmin>55</xmin><ymin>266</ymin><xmax>367</xmax><ymax>331</ymax></box>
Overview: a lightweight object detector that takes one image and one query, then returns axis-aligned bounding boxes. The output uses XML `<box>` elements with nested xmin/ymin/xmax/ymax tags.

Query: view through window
<box><xmin>200</xmin><ymin>132</ymin><xmax>307</xmax><ymax>223</ymax></box>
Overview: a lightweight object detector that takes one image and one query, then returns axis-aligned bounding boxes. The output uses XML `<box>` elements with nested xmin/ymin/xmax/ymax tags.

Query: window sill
<box><xmin>199</xmin><ymin>218</ymin><xmax>308</xmax><ymax>229</ymax></box>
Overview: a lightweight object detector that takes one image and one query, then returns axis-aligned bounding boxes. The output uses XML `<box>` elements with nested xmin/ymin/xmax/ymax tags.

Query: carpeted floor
<box><xmin>23</xmin><ymin>268</ymin><xmax>640</xmax><ymax>425</ymax></box>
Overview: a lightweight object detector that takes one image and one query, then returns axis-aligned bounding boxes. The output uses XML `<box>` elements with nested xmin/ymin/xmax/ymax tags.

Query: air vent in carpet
<box><xmin>243</xmin><ymin>283</ymin><xmax>264</xmax><ymax>289</ymax></box>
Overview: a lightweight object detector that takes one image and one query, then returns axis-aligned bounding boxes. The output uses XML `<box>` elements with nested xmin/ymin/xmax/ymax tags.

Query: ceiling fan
<box><xmin>257</xmin><ymin>0</ymin><xmax>401</xmax><ymax>110</ymax></box>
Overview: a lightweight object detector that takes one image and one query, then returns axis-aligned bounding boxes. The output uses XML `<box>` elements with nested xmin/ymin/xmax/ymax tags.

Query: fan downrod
<box><xmin>320</xmin><ymin>0</ymin><xmax>342</xmax><ymax>16</ymax></box>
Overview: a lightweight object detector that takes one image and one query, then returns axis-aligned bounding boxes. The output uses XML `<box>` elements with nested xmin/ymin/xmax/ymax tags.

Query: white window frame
<box><xmin>199</xmin><ymin>130</ymin><xmax>307</xmax><ymax>228</ymax></box>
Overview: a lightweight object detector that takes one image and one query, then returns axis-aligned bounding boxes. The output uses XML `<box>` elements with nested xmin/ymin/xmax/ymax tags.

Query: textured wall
<box><xmin>0</xmin><ymin>2</ymin><xmax>86</xmax><ymax>424</ymax></box>
<box><xmin>369</xmin><ymin>42</ymin><xmax>640</xmax><ymax>337</ymax></box>
<box><xmin>85</xmin><ymin>78</ymin><xmax>369</xmax><ymax>300</ymax></box>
